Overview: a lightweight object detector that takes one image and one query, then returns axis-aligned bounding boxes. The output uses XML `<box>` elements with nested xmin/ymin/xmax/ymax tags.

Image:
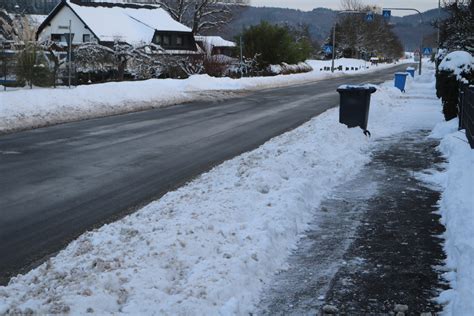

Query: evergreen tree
<box><xmin>439</xmin><ymin>0</ymin><xmax>474</xmax><ymax>54</ymax></box>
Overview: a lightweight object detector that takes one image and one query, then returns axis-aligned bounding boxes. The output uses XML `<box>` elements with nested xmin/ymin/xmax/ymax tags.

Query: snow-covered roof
<box><xmin>65</xmin><ymin>1</ymin><xmax>191</xmax><ymax>45</ymax></box>
<box><xmin>439</xmin><ymin>51</ymin><xmax>474</xmax><ymax>81</ymax></box>
<box><xmin>195</xmin><ymin>36</ymin><xmax>236</xmax><ymax>48</ymax></box>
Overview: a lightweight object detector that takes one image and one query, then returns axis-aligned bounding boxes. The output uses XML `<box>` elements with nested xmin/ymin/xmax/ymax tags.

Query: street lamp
<box><xmin>383</xmin><ymin>8</ymin><xmax>424</xmax><ymax>75</ymax></box>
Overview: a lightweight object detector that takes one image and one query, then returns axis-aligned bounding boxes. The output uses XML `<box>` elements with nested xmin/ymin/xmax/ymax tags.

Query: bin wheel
<box><xmin>363</xmin><ymin>130</ymin><xmax>371</xmax><ymax>137</ymax></box>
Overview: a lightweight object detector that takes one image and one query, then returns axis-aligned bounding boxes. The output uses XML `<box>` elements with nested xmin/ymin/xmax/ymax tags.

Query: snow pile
<box><xmin>0</xmin><ymin>58</ymin><xmax>409</xmax><ymax>134</ymax></box>
<box><xmin>428</xmin><ymin>120</ymin><xmax>474</xmax><ymax>315</ymax></box>
<box><xmin>439</xmin><ymin>51</ymin><xmax>474</xmax><ymax>82</ymax></box>
<box><xmin>0</xmin><ymin>63</ymin><xmax>443</xmax><ymax>315</ymax></box>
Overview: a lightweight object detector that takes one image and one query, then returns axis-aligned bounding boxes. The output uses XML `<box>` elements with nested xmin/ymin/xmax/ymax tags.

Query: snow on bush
<box><xmin>439</xmin><ymin>51</ymin><xmax>474</xmax><ymax>82</ymax></box>
<box><xmin>268</xmin><ymin>62</ymin><xmax>313</xmax><ymax>75</ymax></box>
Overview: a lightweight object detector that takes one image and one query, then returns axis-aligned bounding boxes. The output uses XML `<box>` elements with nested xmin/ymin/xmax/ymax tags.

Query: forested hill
<box><xmin>210</xmin><ymin>6</ymin><xmax>448</xmax><ymax>51</ymax></box>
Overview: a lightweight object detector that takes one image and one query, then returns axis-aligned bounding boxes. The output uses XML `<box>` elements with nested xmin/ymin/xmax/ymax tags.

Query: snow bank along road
<box><xmin>0</xmin><ymin>64</ymin><xmax>412</xmax><ymax>285</ymax></box>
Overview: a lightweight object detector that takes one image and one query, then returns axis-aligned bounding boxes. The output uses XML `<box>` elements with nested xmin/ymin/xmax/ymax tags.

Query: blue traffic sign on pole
<box><xmin>382</xmin><ymin>10</ymin><xmax>391</xmax><ymax>19</ymax></box>
<box><xmin>423</xmin><ymin>47</ymin><xmax>433</xmax><ymax>55</ymax></box>
<box><xmin>366</xmin><ymin>12</ymin><xmax>374</xmax><ymax>22</ymax></box>
<box><xmin>324</xmin><ymin>45</ymin><xmax>333</xmax><ymax>54</ymax></box>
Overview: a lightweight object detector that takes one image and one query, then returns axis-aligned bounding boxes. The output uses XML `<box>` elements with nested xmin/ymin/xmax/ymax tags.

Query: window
<box><xmin>163</xmin><ymin>35</ymin><xmax>170</xmax><ymax>46</ymax></box>
<box><xmin>176</xmin><ymin>36</ymin><xmax>183</xmax><ymax>46</ymax></box>
<box><xmin>155</xmin><ymin>34</ymin><xmax>161</xmax><ymax>45</ymax></box>
<box><xmin>51</xmin><ymin>34</ymin><xmax>61</xmax><ymax>42</ymax></box>
<box><xmin>83</xmin><ymin>34</ymin><xmax>91</xmax><ymax>42</ymax></box>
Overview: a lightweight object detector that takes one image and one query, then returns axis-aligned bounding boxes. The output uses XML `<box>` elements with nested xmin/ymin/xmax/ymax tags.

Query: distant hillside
<box><xmin>2</xmin><ymin>0</ymin><xmax>447</xmax><ymax>51</ymax></box>
<box><xmin>209</xmin><ymin>6</ymin><xmax>448</xmax><ymax>51</ymax></box>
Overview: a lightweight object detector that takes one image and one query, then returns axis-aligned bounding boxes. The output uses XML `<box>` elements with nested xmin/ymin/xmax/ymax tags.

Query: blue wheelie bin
<box><xmin>394</xmin><ymin>72</ymin><xmax>408</xmax><ymax>92</ymax></box>
<box><xmin>406</xmin><ymin>67</ymin><xmax>415</xmax><ymax>77</ymax></box>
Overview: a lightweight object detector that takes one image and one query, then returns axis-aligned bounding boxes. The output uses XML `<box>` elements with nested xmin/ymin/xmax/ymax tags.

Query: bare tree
<box><xmin>155</xmin><ymin>0</ymin><xmax>249</xmax><ymax>34</ymax></box>
<box><xmin>340</xmin><ymin>0</ymin><xmax>364</xmax><ymax>11</ymax></box>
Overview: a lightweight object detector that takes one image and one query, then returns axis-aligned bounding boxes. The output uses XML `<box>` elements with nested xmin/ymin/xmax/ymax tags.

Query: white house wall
<box><xmin>38</xmin><ymin>5</ymin><xmax>95</xmax><ymax>44</ymax></box>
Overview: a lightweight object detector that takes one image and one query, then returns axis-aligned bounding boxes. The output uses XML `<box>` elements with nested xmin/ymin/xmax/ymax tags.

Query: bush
<box><xmin>203</xmin><ymin>55</ymin><xmax>234</xmax><ymax>77</ymax></box>
<box><xmin>267</xmin><ymin>62</ymin><xmax>313</xmax><ymax>75</ymax></box>
<box><xmin>237</xmin><ymin>21</ymin><xmax>312</xmax><ymax>69</ymax></box>
<box><xmin>436</xmin><ymin>51</ymin><xmax>474</xmax><ymax>121</ymax></box>
<box><xmin>436</xmin><ymin>70</ymin><xmax>461</xmax><ymax>120</ymax></box>
<box><xmin>16</xmin><ymin>43</ymin><xmax>54</xmax><ymax>87</ymax></box>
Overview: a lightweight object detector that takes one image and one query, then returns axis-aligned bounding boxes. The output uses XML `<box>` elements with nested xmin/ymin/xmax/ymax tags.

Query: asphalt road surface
<box><xmin>0</xmin><ymin>64</ymin><xmax>413</xmax><ymax>284</ymax></box>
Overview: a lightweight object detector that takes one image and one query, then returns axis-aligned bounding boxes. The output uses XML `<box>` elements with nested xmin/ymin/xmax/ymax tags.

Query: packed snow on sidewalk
<box><xmin>420</xmin><ymin>119</ymin><xmax>474</xmax><ymax>315</ymax></box>
<box><xmin>0</xmin><ymin>58</ymin><xmax>409</xmax><ymax>134</ymax></box>
<box><xmin>0</xmin><ymin>63</ymin><xmax>444</xmax><ymax>315</ymax></box>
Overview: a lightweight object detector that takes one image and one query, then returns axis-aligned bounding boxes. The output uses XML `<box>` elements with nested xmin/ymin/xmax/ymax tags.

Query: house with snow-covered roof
<box><xmin>36</xmin><ymin>0</ymin><xmax>198</xmax><ymax>53</ymax></box>
<box><xmin>195</xmin><ymin>35</ymin><xmax>236</xmax><ymax>57</ymax></box>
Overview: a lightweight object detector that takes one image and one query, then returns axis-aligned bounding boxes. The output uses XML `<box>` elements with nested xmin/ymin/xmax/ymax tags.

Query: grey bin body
<box><xmin>336</xmin><ymin>85</ymin><xmax>377</xmax><ymax>131</ymax></box>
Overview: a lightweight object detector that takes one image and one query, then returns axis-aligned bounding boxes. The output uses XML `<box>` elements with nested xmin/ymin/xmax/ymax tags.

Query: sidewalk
<box><xmin>258</xmin><ymin>130</ymin><xmax>448</xmax><ymax>315</ymax></box>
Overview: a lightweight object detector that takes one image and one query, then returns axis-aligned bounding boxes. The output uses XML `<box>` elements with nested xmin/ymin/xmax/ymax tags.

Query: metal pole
<box><xmin>331</xmin><ymin>24</ymin><xmax>336</xmax><ymax>73</ymax></box>
<box><xmin>2</xmin><ymin>42</ymin><xmax>6</xmax><ymax>91</ymax></box>
<box><xmin>239</xmin><ymin>35</ymin><xmax>243</xmax><ymax>78</ymax></box>
<box><xmin>383</xmin><ymin>8</ymin><xmax>424</xmax><ymax>75</ymax></box>
<box><xmin>68</xmin><ymin>19</ymin><xmax>72</xmax><ymax>88</ymax></box>
<box><xmin>437</xmin><ymin>0</ymin><xmax>441</xmax><ymax>47</ymax></box>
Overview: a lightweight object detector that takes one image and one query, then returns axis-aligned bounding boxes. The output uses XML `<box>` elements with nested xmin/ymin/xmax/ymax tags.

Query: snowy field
<box><xmin>3</xmin><ymin>62</ymin><xmax>470</xmax><ymax>316</ymax></box>
<box><xmin>0</xmin><ymin>58</ymin><xmax>410</xmax><ymax>134</ymax></box>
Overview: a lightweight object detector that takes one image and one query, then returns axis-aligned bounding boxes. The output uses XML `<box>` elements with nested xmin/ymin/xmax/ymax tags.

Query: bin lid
<box><xmin>395</xmin><ymin>72</ymin><xmax>409</xmax><ymax>76</ymax></box>
<box><xmin>337</xmin><ymin>84</ymin><xmax>377</xmax><ymax>93</ymax></box>
<box><xmin>406</xmin><ymin>67</ymin><xmax>415</xmax><ymax>70</ymax></box>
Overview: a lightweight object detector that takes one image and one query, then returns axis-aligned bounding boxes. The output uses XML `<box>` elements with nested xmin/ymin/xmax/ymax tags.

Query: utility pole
<box><xmin>68</xmin><ymin>19</ymin><xmax>72</xmax><ymax>88</ymax></box>
<box><xmin>383</xmin><ymin>8</ymin><xmax>424</xmax><ymax>75</ymax></box>
<box><xmin>437</xmin><ymin>0</ymin><xmax>441</xmax><ymax>47</ymax></box>
<box><xmin>331</xmin><ymin>24</ymin><xmax>336</xmax><ymax>72</ymax></box>
<box><xmin>239</xmin><ymin>35</ymin><xmax>243</xmax><ymax>78</ymax></box>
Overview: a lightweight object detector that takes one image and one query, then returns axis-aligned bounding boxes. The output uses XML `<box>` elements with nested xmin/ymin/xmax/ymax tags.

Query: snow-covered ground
<box><xmin>425</xmin><ymin>120</ymin><xmax>474</xmax><ymax>315</ymax></box>
<box><xmin>2</xmin><ymin>62</ymin><xmax>462</xmax><ymax>315</ymax></box>
<box><xmin>0</xmin><ymin>58</ymin><xmax>411</xmax><ymax>134</ymax></box>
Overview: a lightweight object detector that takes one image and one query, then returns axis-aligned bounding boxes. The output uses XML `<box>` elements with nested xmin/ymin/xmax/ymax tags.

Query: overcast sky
<box><xmin>250</xmin><ymin>0</ymin><xmax>439</xmax><ymax>15</ymax></box>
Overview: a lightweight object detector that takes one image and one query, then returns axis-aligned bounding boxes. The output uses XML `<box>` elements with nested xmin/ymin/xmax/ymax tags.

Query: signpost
<box><xmin>423</xmin><ymin>47</ymin><xmax>433</xmax><ymax>55</ymax></box>
<box><xmin>382</xmin><ymin>10</ymin><xmax>391</xmax><ymax>19</ymax></box>
<box><xmin>324</xmin><ymin>45</ymin><xmax>333</xmax><ymax>54</ymax></box>
<box><xmin>365</xmin><ymin>12</ymin><xmax>374</xmax><ymax>22</ymax></box>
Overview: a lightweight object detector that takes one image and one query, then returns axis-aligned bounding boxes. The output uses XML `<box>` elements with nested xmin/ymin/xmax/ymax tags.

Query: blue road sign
<box><xmin>324</xmin><ymin>45</ymin><xmax>333</xmax><ymax>54</ymax></box>
<box><xmin>423</xmin><ymin>47</ymin><xmax>433</xmax><ymax>55</ymax></box>
<box><xmin>366</xmin><ymin>12</ymin><xmax>374</xmax><ymax>22</ymax></box>
<box><xmin>382</xmin><ymin>10</ymin><xmax>391</xmax><ymax>19</ymax></box>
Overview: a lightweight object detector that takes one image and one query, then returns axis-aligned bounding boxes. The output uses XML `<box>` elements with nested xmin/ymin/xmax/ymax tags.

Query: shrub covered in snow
<box><xmin>436</xmin><ymin>51</ymin><xmax>474</xmax><ymax>120</ymax></box>
<box><xmin>267</xmin><ymin>62</ymin><xmax>313</xmax><ymax>75</ymax></box>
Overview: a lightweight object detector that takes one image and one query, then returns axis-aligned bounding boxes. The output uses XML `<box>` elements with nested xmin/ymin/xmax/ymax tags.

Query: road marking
<box><xmin>0</xmin><ymin>150</ymin><xmax>21</xmax><ymax>155</ymax></box>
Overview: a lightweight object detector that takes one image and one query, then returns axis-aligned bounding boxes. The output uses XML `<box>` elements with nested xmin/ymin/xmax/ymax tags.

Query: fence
<box><xmin>459</xmin><ymin>84</ymin><xmax>474</xmax><ymax>149</ymax></box>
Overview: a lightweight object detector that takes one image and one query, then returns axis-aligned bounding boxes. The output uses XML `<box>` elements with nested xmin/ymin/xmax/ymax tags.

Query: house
<box><xmin>36</xmin><ymin>0</ymin><xmax>198</xmax><ymax>54</ymax></box>
<box><xmin>195</xmin><ymin>36</ymin><xmax>236</xmax><ymax>57</ymax></box>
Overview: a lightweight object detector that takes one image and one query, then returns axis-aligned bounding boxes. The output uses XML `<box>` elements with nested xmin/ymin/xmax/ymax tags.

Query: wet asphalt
<box><xmin>258</xmin><ymin>130</ymin><xmax>448</xmax><ymax>315</ymax></box>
